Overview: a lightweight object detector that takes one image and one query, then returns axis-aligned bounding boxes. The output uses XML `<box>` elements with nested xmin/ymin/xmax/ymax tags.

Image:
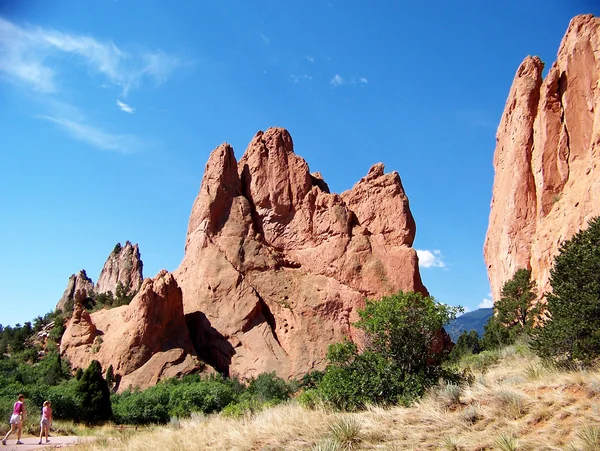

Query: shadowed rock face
<box><xmin>56</xmin><ymin>270</ymin><xmax>94</xmax><ymax>312</ymax></box>
<box><xmin>485</xmin><ymin>14</ymin><xmax>600</xmax><ymax>303</ymax></box>
<box><xmin>61</xmin><ymin>270</ymin><xmax>205</xmax><ymax>392</ymax></box>
<box><xmin>175</xmin><ymin>127</ymin><xmax>426</xmax><ymax>380</ymax></box>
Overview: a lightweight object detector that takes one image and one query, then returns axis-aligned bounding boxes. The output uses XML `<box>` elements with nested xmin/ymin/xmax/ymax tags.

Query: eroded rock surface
<box><xmin>175</xmin><ymin>127</ymin><xmax>426</xmax><ymax>380</ymax></box>
<box><xmin>56</xmin><ymin>270</ymin><xmax>94</xmax><ymax>312</ymax></box>
<box><xmin>60</xmin><ymin>270</ymin><xmax>203</xmax><ymax>391</ymax></box>
<box><xmin>485</xmin><ymin>14</ymin><xmax>600</xmax><ymax>302</ymax></box>
<box><xmin>95</xmin><ymin>241</ymin><xmax>143</xmax><ymax>295</ymax></box>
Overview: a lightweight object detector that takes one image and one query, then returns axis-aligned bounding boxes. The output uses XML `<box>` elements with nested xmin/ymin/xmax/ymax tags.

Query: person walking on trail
<box><xmin>2</xmin><ymin>394</ymin><xmax>26</xmax><ymax>446</ymax></box>
<box><xmin>38</xmin><ymin>401</ymin><xmax>52</xmax><ymax>445</ymax></box>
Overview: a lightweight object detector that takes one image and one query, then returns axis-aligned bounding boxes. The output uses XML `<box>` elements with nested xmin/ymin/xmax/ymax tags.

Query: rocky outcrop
<box><xmin>60</xmin><ymin>270</ymin><xmax>204</xmax><ymax>391</ymax></box>
<box><xmin>175</xmin><ymin>127</ymin><xmax>426</xmax><ymax>380</ymax></box>
<box><xmin>95</xmin><ymin>241</ymin><xmax>143</xmax><ymax>296</ymax></box>
<box><xmin>56</xmin><ymin>270</ymin><xmax>94</xmax><ymax>312</ymax></box>
<box><xmin>485</xmin><ymin>14</ymin><xmax>600</xmax><ymax>302</ymax></box>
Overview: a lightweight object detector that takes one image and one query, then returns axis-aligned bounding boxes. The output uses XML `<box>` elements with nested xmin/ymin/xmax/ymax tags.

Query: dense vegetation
<box><xmin>3</xmin><ymin>215</ymin><xmax>599</xmax><ymax>428</ymax></box>
<box><xmin>310</xmin><ymin>291</ymin><xmax>463</xmax><ymax>410</ymax></box>
<box><xmin>532</xmin><ymin>216</ymin><xmax>600</xmax><ymax>366</ymax></box>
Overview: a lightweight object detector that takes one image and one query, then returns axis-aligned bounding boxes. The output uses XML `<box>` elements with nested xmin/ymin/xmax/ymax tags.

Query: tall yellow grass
<box><xmin>71</xmin><ymin>345</ymin><xmax>600</xmax><ymax>450</ymax></box>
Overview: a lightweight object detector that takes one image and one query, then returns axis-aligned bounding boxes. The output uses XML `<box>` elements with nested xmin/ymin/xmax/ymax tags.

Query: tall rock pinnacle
<box><xmin>485</xmin><ymin>14</ymin><xmax>600</xmax><ymax>302</ymax></box>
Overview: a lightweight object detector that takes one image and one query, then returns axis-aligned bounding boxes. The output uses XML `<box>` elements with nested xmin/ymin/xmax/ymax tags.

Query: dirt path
<box><xmin>1</xmin><ymin>436</ymin><xmax>89</xmax><ymax>450</ymax></box>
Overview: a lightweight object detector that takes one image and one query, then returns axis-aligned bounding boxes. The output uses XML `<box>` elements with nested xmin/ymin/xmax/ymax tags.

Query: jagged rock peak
<box><xmin>61</xmin><ymin>270</ymin><xmax>206</xmax><ymax>391</ymax></box>
<box><xmin>95</xmin><ymin>241</ymin><xmax>144</xmax><ymax>295</ymax></box>
<box><xmin>485</xmin><ymin>14</ymin><xmax>600</xmax><ymax>303</ymax></box>
<box><xmin>175</xmin><ymin>127</ymin><xmax>425</xmax><ymax>381</ymax></box>
<box><xmin>55</xmin><ymin>269</ymin><xmax>94</xmax><ymax>313</ymax></box>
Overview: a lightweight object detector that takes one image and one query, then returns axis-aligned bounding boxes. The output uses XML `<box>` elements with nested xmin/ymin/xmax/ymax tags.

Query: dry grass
<box><xmin>71</xmin><ymin>345</ymin><xmax>600</xmax><ymax>450</ymax></box>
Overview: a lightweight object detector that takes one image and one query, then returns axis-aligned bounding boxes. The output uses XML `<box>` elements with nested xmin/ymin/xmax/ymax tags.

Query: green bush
<box><xmin>112</xmin><ymin>385</ymin><xmax>170</xmax><ymax>424</ymax></box>
<box><xmin>533</xmin><ymin>216</ymin><xmax>600</xmax><ymax>366</ymax></box>
<box><xmin>317</xmin><ymin>291</ymin><xmax>462</xmax><ymax>410</ymax></box>
<box><xmin>248</xmin><ymin>372</ymin><xmax>293</xmax><ymax>403</ymax></box>
<box><xmin>297</xmin><ymin>388</ymin><xmax>321</xmax><ymax>409</ymax></box>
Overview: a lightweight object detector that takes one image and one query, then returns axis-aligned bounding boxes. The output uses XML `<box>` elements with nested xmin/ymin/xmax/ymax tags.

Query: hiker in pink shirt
<box><xmin>2</xmin><ymin>394</ymin><xmax>26</xmax><ymax>445</ymax></box>
<box><xmin>38</xmin><ymin>401</ymin><xmax>52</xmax><ymax>445</ymax></box>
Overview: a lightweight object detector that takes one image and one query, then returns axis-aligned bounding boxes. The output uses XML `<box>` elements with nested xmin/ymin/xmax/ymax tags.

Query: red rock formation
<box><xmin>55</xmin><ymin>270</ymin><xmax>94</xmax><ymax>312</ymax></box>
<box><xmin>485</xmin><ymin>14</ymin><xmax>600</xmax><ymax>302</ymax></box>
<box><xmin>61</xmin><ymin>270</ymin><xmax>204</xmax><ymax>391</ymax></box>
<box><xmin>175</xmin><ymin>127</ymin><xmax>426</xmax><ymax>380</ymax></box>
<box><xmin>95</xmin><ymin>241</ymin><xmax>143</xmax><ymax>295</ymax></box>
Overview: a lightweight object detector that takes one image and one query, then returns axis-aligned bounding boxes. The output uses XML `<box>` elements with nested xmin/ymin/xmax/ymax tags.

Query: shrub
<box><xmin>248</xmin><ymin>372</ymin><xmax>293</xmax><ymax>403</ymax></box>
<box><xmin>318</xmin><ymin>291</ymin><xmax>462</xmax><ymax>410</ymax></box>
<box><xmin>329</xmin><ymin>416</ymin><xmax>362</xmax><ymax>449</ymax></box>
<box><xmin>112</xmin><ymin>385</ymin><xmax>170</xmax><ymax>424</ymax></box>
<box><xmin>533</xmin><ymin>216</ymin><xmax>600</xmax><ymax>366</ymax></box>
<box><xmin>167</xmin><ymin>379</ymin><xmax>236</xmax><ymax>417</ymax></box>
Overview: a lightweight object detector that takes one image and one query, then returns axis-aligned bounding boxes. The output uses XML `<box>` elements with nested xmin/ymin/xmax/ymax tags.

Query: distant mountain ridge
<box><xmin>446</xmin><ymin>308</ymin><xmax>493</xmax><ymax>342</ymax></box>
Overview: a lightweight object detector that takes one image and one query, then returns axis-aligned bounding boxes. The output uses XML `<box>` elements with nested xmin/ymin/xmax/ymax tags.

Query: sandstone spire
<box><xmin>175</xmin><ymin>127</ymin><xmax>426</xmax><ymax>380</ymax></box>
<box><xmin>485</xmin><ymin>14</ymin><xmax>600</xmax><ymax>302</ymax></box>
<box><xmin>95</xmin><ymin>241</ymin><xmax>143</xmax><ymax>295</ymax></box>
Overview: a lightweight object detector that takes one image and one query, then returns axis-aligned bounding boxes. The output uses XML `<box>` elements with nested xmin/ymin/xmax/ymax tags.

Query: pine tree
<box><xmin>77</xmin><ymin>360</ymin><xmax>112</xmax><ymax>424</ymax></box>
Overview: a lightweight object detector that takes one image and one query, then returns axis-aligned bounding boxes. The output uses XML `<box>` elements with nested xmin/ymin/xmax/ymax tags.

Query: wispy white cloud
<box><xmin>329</xmin><ymin>74</ymin><xmax>369</xmax><ymax>88</ymax></box>
<box><xmin>259</xmin><ymin>33</ymin><xmax>270</xmax><ymax>45</ymax></box>
<box><xmin>0</xmin><ymin>16</ymin><xmax>179</xmax><ymax>153</ymax></box>
<box><xmin>478</xmin><ymin>293</ymin><xmax>494</xmax><ymax>309</ymax></box>
<box><xmin>416</xmin><ymin>249</ymin><xmax>446</xmax><ymax>269</ymax></box>
<box><xmin>291</xmin><ymin>74</ymin><xmax>312</xmax><ymax>83</ymax></box>
<box><xmin>0</xmin><ymin>16</ymin><xmax>179</xmax><ymax>96</ymax></box>
<box><xmin>116</xmin><ymin>99</ymin><xmax>134</xmax><ymax>114</ymax></box>
<box><xmin>305</xmin><ymin>55</ymin><xmax>315</xmax><ymax>63</ymax></box>
<box><xmin>39</xmin><ymin>115</ymin><xmax>139</xmax><ymax>154</ymax></box>
<box><xmin>330</xmin><ymin>74</ymin><xmax>344</xmax><ymax>87</ymax></box>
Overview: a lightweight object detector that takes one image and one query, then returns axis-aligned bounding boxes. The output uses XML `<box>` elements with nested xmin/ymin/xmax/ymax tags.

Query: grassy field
<box><xmin>67</xmin><ymin>345</ymin><xmax>600</xmax><ymax>450</ymax></box>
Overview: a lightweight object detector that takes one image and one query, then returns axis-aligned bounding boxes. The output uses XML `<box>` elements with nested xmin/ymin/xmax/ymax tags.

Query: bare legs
<box><xmin>2</xmin><ymin>422</ymin><xmax>21</xmax><ymax>444</ymax></box>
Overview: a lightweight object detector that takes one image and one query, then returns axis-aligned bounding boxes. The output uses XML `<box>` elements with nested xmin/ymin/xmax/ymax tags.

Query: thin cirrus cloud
<box><xmin>0</xmin><ymin>16</ymin><xmax>179</xmax><ymax>95</ymax></box>
<box><xmin>0</xmin><ymin>16</ymin><xmax>179</xmax><ymax>153</ymax></box>
<box><xmin>330</xmin><ymin>74</ymin><xmax>368</xmax><ymax>87</ymax></box>
<box><xmin>39</xmin><ymin>115</ymin><xmax>140</xmax><ymax>154</ymax></box>
<box><xmin>416</xmin><ymin>249</ymin><xmax>446</xmax><ymax>269</ymax></box>
<box><xmin>116</xmin><ymin>100</ymin><xmax>135</xmax><ymax>114</ymax></box>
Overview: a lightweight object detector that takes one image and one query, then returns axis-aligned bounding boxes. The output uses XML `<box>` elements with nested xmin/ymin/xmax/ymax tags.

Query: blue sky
<box><xmin>0</xmin><ymin>1</ymin><xmax>598</xmax><ymax>327</ymax></box>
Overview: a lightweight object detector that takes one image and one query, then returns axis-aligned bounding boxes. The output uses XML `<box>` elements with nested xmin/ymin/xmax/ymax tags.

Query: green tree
<box><xmin>105</xmin><ymin>365</ymin><xmax>115</xmax><ymax>392</ymax></box>
<box><xmin>448</xmin><ymin>330</ymin><xmax>482</xmax><ymax>362</ymax></box>
<box><xmin>533</xmin><ymin>216</ymin><xmax>600</xmax><ymax>366</ymax></box>
<box><xmin>481</xmin><ymin>314</ymin><xmax>511</xmax><ymax>350</ymax></box>
<box><xmin>318</xmin><ymin>291</ymin><xmax>462</xmax><ymax>410</ymax></box>
<box><xmin>77</xmin><ymin>360</ymin><xmax>112</xmax><ymax>424</ymax></box>
<box><xmin>496</xmin><ymin>269</ymin><xmax>541</xmax><ymax>338</ymax></box>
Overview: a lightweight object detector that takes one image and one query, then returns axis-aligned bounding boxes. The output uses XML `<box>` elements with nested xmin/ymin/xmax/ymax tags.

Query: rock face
<box><xmin>175</xmin><ymin>127</ymin><xmax>426</xmax><ymax>380</ymax></box>
<box><xmin>95</xmin><ymin>241</ymin><xmax>144</xmax><ymax>295</ymax></box>
<box><xmin>61</xmin><ymin>270</ymin><xmax>204</xmax><ymax>391</ymax></box>
<box><xmin>485</xmin><ymin>14</ymin><xmax>600</xmax><ymax>302</ymax></box>
<box><xmin>56</xmin><ymin>270</ymin><xmax>94</xmax><ymax>312</ymax></box>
